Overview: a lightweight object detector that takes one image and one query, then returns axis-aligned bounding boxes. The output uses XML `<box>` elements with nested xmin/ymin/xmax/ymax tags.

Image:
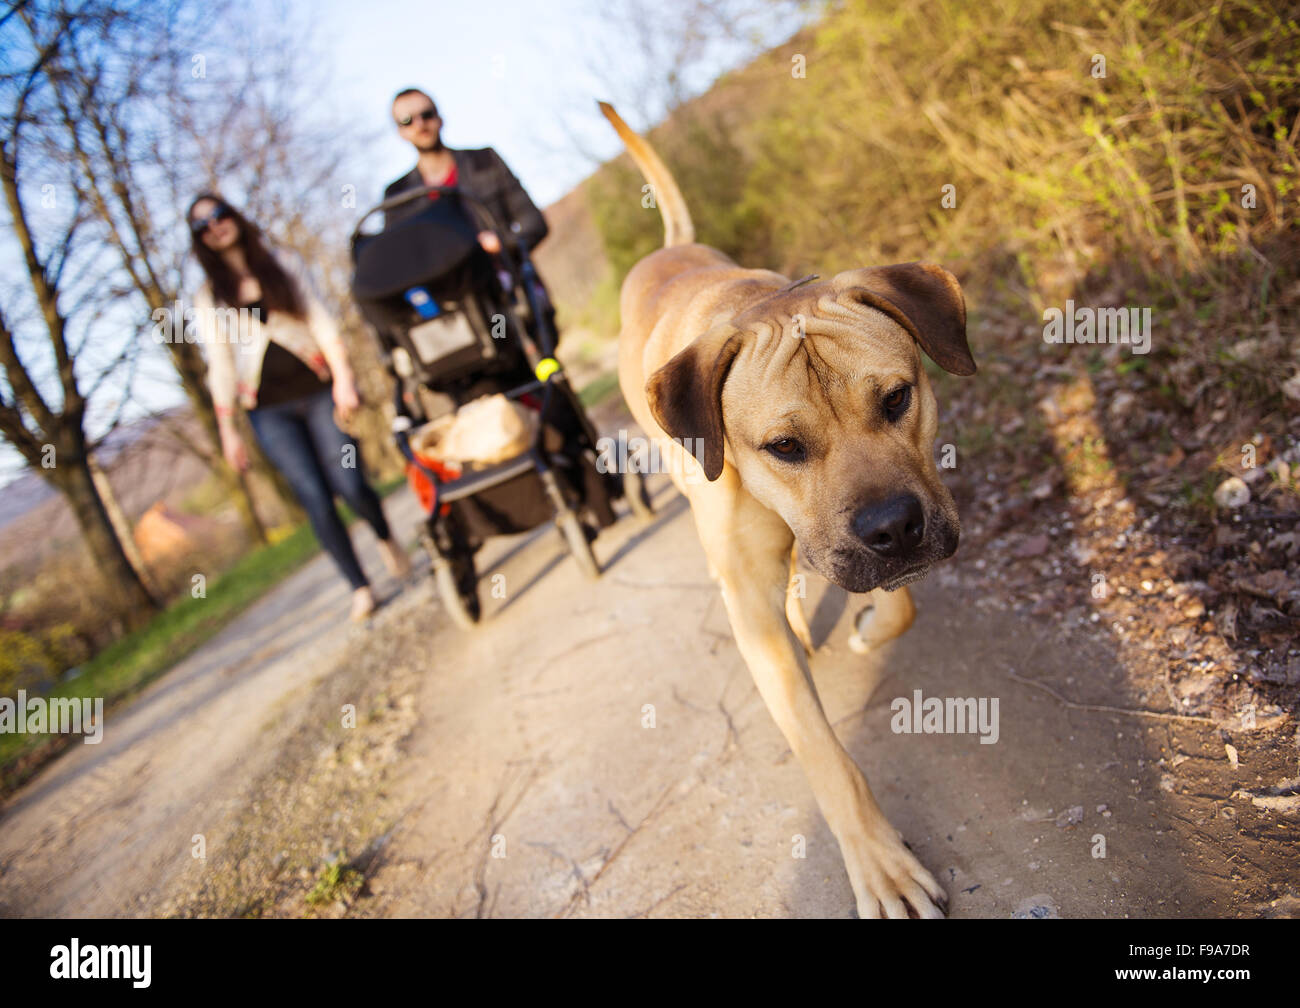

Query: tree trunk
<box><xmin>225</xmin><ymin>464</ymin><xmax>269</xmax><ymax>542</ymax></box>
<box><xmin>88</xmin><ymin>455</ymin><xmax>160</xmax><ymax>600</ymax></box>
<box><xmin>52</xmin><ymin>451</ymin><xmax>158</xmax><ymax>631</ymax></box>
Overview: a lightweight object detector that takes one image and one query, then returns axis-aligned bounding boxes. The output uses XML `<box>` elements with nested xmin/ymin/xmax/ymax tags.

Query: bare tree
<box><xmin>2</xmin><ymin>0</ymin><xmax>395</xmax><ymax>609</ymax></box>
<box><xmin>33</xmin><ymin>0</ymin><xmax>310</xmax><ymax>542</ymax></box>
<box><xmin>0</xmin><ymin>0</ymin><xmax>160</xmax><ymax>628</ymax></box>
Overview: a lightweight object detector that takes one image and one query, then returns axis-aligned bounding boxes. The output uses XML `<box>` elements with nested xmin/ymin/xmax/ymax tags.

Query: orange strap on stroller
<box><xmin>405</xmin><ymin>453</ymin><xmax>461</xmax><ymax>516</ymax></box>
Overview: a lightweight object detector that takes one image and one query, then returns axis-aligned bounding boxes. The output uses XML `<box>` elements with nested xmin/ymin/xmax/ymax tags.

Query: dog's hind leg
<box><xmin>785</xmin><ymin>545</ymin><xmax>814</xmax><ymax>656</ymax></box>
<box><xmin>847</xmin><ymin>586</ymin><xmax>916</xmax><ymax>655</ymax></box>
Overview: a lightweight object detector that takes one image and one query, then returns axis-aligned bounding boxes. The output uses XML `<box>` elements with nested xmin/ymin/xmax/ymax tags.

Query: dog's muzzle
<box><xmin>823</xmin><ymin>493</ymin><xmax>959</xmax><ymax>593</ymax></box>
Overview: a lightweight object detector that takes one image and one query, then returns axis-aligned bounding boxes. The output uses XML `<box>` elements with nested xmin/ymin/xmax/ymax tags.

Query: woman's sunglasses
<box><xmin>397</xmin><ymin>107</ymin><xmax>439</xmax><ymax>128</ymax></box>
<box><xmin>190</xmin><ymin>204</ymin><xmax>233</xmax><ymax>236</ymax></box>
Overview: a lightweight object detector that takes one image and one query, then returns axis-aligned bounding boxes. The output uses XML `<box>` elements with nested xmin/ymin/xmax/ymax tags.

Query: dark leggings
<box><xmin>248</xmin><ymin>387</ymin><xmax>390</xmax><ymax>590</ymax></box>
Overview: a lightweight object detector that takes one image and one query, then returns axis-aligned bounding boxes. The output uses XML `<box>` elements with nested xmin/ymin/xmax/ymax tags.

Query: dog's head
<box><xmin>647</xmin><ymin>262</ymin><xmax>976</xmax><ymax>593</ymax></box>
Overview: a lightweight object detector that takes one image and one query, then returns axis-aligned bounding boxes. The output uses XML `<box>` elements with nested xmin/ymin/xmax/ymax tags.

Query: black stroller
<box><xmin>349</xmin><ymin>184</ymin><xmax>652</xmax><ymax>627</ymax></box>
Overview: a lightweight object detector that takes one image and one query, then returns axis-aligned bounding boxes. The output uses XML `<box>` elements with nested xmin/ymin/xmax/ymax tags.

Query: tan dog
<box><xmin>600</xmin><ymin>103</ymin><xmax>976</xmax><ymax>918</ymax></box>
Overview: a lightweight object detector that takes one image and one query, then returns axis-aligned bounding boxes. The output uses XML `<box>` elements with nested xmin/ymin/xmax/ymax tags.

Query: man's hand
<box><xmin>477</xmin><ymin>230</ymin><xmax>502</xmax><ymax>254</ymax></box>
<box><xmin>333</xmin><ymin>375</ymin><xmax>361</xmax><ymax>423</ymax></box>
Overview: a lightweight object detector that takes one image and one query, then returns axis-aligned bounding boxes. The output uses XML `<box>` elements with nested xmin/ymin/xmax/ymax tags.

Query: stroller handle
<box><xmin>351</xmin><ymin>184</ymin><xmax>501</xmax><ymax>246</ymax></box>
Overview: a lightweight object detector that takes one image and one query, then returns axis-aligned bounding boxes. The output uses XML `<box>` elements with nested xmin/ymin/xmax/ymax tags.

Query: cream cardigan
<box><xmin>197</xmin><ymin>253</ymin><xmax>348</xmax><ymax>415</ymax></box>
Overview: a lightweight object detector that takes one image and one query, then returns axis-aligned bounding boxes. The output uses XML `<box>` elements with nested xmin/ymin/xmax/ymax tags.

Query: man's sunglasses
<box><xmin>397</xmin><ymin>108</ymin><xmax>439</xmax><ymax>128</ymax></box>
<box><xmin>190</xmin><ymin>204</ymin><xmax>233</xmax><ymax>236</ymax></box>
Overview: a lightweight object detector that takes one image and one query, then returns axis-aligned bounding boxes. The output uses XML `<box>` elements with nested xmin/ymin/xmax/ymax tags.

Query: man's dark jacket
<box><xmin>383</xmin><ymin>147</ymin><xmax>548</xmax><ymax>252</ymax></box>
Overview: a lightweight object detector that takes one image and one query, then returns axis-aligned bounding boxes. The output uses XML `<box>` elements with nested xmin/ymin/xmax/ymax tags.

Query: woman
<box><xmin>189</xmin><ymin>193</ymin><xmax>410</xmax><ymax>621</ymax></box>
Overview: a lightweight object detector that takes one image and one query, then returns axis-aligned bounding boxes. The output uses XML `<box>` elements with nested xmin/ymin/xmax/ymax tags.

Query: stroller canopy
<box><xmin>351</xmin><ymin>193</ymin><xmax>482</xmax><ymax>302</ymax></box>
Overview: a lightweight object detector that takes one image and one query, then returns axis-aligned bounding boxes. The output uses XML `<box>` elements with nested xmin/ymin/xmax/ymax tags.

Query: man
<box><xmin>384</xmin><ymin>88</ymin><xmax>548</xmax><ymax>257</ymax></box>
<box><xmin>381</xmin><ymin>88</ymin><xmax>615</xmax><ymax>555</ymax></box>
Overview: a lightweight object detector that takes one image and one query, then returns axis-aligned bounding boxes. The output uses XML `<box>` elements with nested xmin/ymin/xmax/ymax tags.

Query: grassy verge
<box><xmin>0</xmin><ymin>475</ymin><xmax>407</xmax><ymax>793</ymax></box>
<box><xmin>578</xmin><ymin>370</ymin><xmax>622</xmax><ymax>409</ymax></box>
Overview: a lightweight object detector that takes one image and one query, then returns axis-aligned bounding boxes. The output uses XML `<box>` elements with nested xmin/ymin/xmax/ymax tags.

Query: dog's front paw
<box><xmin>842</xmin><ymin>829</ymin><xmax>947</xmax><ymax>919</ymax></box>
<box><xmin>847</xmin><ymin>587</ymin><xmax>916</xmax><ymax>654</ymax></box>
<box><xmin>847</xmin><ymin>617</ymin><xmax>873</xmax><ymax>655</ymax></box>
<box><xmin>847</xmin><ymin>603</ymin><xmax>885</xmax><ymax>654</ymax></box>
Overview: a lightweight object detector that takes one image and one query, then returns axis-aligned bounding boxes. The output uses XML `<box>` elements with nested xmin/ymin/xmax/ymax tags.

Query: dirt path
<box><xmin>0</xmin><ymin>492</ymin><xmax>423</xmax><ymax>917</ymax></box>
<box><xmin>1</xmin><ymin>421</ymin><xmax>1296</xmax><ymax>918</ymax></box>
<box><xmin>351</xmin><ymin>483</ymin><xmax>1299</xmax><ymax>919</ymax></box>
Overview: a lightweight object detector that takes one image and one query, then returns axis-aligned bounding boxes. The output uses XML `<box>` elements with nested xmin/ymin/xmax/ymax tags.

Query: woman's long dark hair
<box><xmin>187</xmin><ymin>193</ymin><xmax>306</xmax><ymax>319</ymax></box>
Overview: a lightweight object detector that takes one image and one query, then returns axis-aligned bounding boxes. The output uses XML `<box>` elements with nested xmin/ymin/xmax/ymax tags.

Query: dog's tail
<box><xmin>598</xmin><ymin>101</ymin><xmax>695</xmax><ymax>248</ymax></box>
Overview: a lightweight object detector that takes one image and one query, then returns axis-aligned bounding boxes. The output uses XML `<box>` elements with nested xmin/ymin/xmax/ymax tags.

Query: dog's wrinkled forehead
<box><xmin>726</xmin><ymin>284</ymin><xmax>920</xmax><ymax>392</ymax></box>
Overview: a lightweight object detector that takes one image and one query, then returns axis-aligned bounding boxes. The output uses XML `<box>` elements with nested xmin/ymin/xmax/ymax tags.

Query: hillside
<box><xmin>534</xmin><ymin>0</ymin><xmax>1300</xmax><ymax>723</ymax></box>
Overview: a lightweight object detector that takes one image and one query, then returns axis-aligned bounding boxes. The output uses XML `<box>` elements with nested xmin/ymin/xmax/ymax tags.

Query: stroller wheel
<box><xmin>432</xmin><ymin>556</ymin><xmax>480</xmax><ymax>629</ymax></box>
<box><xmin>557</xmin><ymin>510</ymin><xmax>600</xmax><ymax>581</ymax></box>
<box><xmin>623</xmin><ymin>470</ymin><xmax>655</xmax><ymax>524</ymax></box>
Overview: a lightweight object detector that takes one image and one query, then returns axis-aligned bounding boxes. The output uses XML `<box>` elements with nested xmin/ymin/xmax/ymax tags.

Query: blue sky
<box><xmin>311</xmin><ymin>0</ymin><xmax>798</xmax><ymax>206</ymax></box>
<box><xmin>315</xmin><ymin>0</ymin><xmax>624</xmax><ymax>207</ymax></box>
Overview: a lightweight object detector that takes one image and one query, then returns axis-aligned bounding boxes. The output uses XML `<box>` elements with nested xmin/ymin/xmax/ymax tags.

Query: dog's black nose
<box><xmin>853</xmin><ymin>494</ymin><xmax>925</xmax><ymax>557</ymax></box>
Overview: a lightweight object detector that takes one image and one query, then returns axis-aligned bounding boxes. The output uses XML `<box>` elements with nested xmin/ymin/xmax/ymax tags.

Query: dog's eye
<box><xmin>765</xmin><ymin>437</ymin><xmax>806</xmax><ymax>462</ymax></box>
<box><xmin>882</xmin><ymin>385</ymin><xmax>911</xmax><ymax>421</ymax></box>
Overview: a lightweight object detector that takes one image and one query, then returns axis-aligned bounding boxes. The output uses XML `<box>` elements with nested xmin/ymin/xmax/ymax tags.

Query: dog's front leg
<box><xmin>690</xmin><ymin>480</ymin><xmax>947</xmax><ymax>918</ymax></box>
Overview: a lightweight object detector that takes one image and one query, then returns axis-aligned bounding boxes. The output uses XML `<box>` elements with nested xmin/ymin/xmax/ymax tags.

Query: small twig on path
<box><xmin>1006</xmin><ymin>669</ymin><xmax>1217</xmax><ymax>725</ymax></box>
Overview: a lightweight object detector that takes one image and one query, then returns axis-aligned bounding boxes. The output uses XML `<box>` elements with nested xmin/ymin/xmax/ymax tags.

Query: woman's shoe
<box><xmin>378</xmin><ymin>538</ymin><xmax>413</xmax><ymax>581</ymax></box>
<box><xmin>350</xmin><ymin>586</ymin><xmax>376</xmax><ymax>622</ymax></box>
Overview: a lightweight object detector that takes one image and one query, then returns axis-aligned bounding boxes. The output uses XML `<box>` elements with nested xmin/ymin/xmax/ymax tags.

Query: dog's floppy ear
<box><xmin>833</xmin><ymin>262</ymin><xmax>976</xmax><ymax>376</ymax></box>
<box><xmin>646</xmin><ymin>324</ymin><xmax>743</xmax><ymax>481</ymax></box>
